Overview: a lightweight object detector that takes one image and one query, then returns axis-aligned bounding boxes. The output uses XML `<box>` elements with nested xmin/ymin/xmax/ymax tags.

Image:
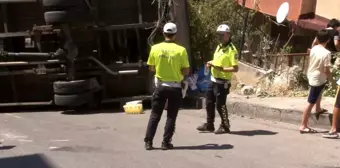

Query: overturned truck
<box><xmin>0</xmin><ymin>0</ymin><xmax>191</xmax><ymax>108</ymax></box>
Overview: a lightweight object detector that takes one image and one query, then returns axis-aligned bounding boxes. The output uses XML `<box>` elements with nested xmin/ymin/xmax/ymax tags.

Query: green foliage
<box><xmin>295</xmin><ymin>71</ymin><xmax>309</xmax><ymax>90</ymax></box>
<box><xmin>324</xmin><ymin>85</ymin><xmax>337</xmax><ymax>97</ymax></box>
<box><xmin>324</xmin><ymin>68</ymin><xmax>340</xmax><ymax>97</ymax></box>
<box><xmin>188</xmin><ymin>0</ymin><xmax>257</xmax><ymax>67</ymax></box>
<box><xmin>279</xmin><ymin>45</ymin><xmax>293</xmax><ymax>54</ymax></box>
<box><xmin>188</xmin><ymin>0</ymin><xmax>291</xmax><ymax>70</ymax></box>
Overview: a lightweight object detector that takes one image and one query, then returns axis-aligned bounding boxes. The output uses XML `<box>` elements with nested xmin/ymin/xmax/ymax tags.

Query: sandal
<box><xmin>322</xmin><ymin>132</ymin><xmax>339</xmax><ymax>139</ymax></box>
<box><xmin>315</xmin><ymin>109</ymin><xmax>328</xmax><ymax>115</ymax></box>
<box><xmin>300</xmin><ymin>127</ymin><xmax>318</xmax><ymax>134</ymax></box>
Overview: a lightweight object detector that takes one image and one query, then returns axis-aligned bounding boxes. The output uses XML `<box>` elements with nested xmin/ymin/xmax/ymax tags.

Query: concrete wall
<box><xmin>315</xmin><ymin>0</ymin><xmax>340</xmax><ymax>20</ymax></box>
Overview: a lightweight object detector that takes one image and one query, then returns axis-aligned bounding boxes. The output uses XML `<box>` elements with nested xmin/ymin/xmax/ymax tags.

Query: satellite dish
<box><xmin>276</xmin><ymin>2</ymin><xmax>289</xmax><ymax>23</ymax></box>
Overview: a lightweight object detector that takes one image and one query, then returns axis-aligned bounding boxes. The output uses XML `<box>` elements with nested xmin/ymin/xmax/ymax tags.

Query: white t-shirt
<box><xmin>307</xmin><ymin>45</ymin><xmax>332</xmax><ymax>86</ymax></box>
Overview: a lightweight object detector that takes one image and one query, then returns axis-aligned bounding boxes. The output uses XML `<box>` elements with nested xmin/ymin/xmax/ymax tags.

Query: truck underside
<box><xmin>0</xmin><ymin>0</ymin><xmax>190</xmax><ymax>108</ymax></box>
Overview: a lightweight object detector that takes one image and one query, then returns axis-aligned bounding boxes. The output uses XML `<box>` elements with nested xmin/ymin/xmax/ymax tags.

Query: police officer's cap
<box><xmin>163</xmin><ymin>22</ymin><xmax>177</xmax><ymax>34</ymax></box>
<box><xmin>217</xmin><ymin>24</ymin><xmax>231</xmax><ymax>33</ymax></box>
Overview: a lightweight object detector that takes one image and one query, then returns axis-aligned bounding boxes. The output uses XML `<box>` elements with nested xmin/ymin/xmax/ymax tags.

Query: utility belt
<box><xmin>210</xmin><ymin>76</ymin><xmax>231</xmax><ymax>89</ymax></box>
<box><xmin>210</xmin><ymin>76</ymin><xmax>230</xmax><ymax>84</ymax></box>
<box><xmin>155</xmin><ymin>77</ymin><xmax>182</xmax><ymax>88</ymax></box>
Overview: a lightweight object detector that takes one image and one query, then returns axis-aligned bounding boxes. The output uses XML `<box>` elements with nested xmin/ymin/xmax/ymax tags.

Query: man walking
<box><xmin>144</xmin><ymin>22</ymin><xmax>190</xmax><ymax>150</ymax></box>
<box><xmin>197</xmin><ymin>24</ymin><xmax>238</xmax><ymax>134</ymax></box>
<box><xmin>300</xmin><ymin>29</ymin><xmax>336</xmax><ymax>133</ymax></box>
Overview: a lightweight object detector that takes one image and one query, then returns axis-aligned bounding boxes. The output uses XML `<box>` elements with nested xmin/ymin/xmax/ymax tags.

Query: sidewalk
<box><xmin>226</xmin><ymin>93</ymin><xmax>339</xmax><ymax>130</ymax></box>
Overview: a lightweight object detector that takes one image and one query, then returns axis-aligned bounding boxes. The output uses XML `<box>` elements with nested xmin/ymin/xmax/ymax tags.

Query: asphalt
<box><xmin>0</xmin><ymin>109</ymin><xmax>340</xmax><ymax>168</ymax></box>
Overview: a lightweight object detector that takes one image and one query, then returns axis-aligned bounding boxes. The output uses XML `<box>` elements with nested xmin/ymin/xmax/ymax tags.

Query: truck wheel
<box><xmin>53</xmin><ymin>78</ymin><xmax>101</xmax><ymax>95</ymax></box>
<box><xmin>44</xmin><ymin>10</ymin><xmax>90</xmax><ymax>24</ymax></box>
<box><xmin>42</xmin><ymin>0</ymin><xmax>84</xmax><ymax>8</ymax></box>
<box><xmin>54</xmin><ymin>91</ymin><xmax>94</xmax><ymax>107</ymax></box>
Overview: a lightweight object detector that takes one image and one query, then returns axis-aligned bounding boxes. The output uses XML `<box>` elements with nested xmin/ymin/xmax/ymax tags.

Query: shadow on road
<box><xmin>0</xmin><ymin>106</ymin><xmax>64</xmax><ymax>114</ymax></box>
<box><xmin>61</xmin><ymin>109</ymin><xmax>102</xmax><ymax>115</ymax></box>
<box><xmin>60</xmin><ymin>103</ymin><xmax>127</xmax><ymax>115</ymax></box>
<box><xmin>61</xmin><ymin>108</ymin><xmax>123</xmax><ymax>115</ymax></box>
<box><xmin>230</xmin><ymin>130</ymin><xmax>278</xmax><ymax>136</ymax></box>
<box><xmin>0</xmin><ymin>145</ymin><xmax>16</xmax><ymax>150</ymax></box>
<box><xmin>0</xmin><ymin>102</ymin><xmax>125</xmax><ymax>115</ymax></box>
<box><xmin>173</xmin><ymin>144</ymin><xmax>233</xmax><ymax>150</ymax></box>
<box><xmin>315</xmin><ymin>130</ymin><xmax>329</xmax><ymax>134</ymax></box>
<box><xmin>0</xmin><ymin>154</ymin><xmax>58</xmax><ymax>168</ymax></box>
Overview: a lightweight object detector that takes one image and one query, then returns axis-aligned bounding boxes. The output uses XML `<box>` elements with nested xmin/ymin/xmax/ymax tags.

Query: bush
<box><xmin>324</xmin><ymin>68</ymin><xmax>340</xmax><ymax>97</ymax></box>
<box><xmin>188</xmin><ymin>0</ymin><xmax>254</xmax><ymax>67</ymax></box>
<box><xmin>188</xmin><ymin>0</ymin><xmax>283</xmax><ymax>71</ymax></box>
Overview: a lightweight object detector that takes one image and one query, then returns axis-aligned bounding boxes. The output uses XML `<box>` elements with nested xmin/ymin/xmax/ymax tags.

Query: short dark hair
<box><xmin>317</xmin><ymin>29</ymin><xmax>330</xmax><ymax>43</ymax></box>
<box><xmin>327</xmin><ymin>19</ymin><xmax>340</xmax><ymax>28</ymax></box>
<box><xmin>164</xmin><ymin>33</ymin><xmax>175</xmax><ymax>38</ymax></box>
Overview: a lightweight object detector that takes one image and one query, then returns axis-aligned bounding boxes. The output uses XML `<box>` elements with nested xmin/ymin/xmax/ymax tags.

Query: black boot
<box><xmin>196</xmin><ymin>123</ymin><xmax>215</xmax><ymax>132</ymax></box>
<box><xmin>161</xmin><ymin>141</ymin><xmax>174</xmax><ymax>150</ymax></box>
<box><xmin>145</xmin><ymin>141</ymin><xmax>154</xmax><ymax>150</ymax></box>
<box><xmin>214</xmin><ymin>124</ymin><xmax>230</xmax><ymax>134</ymax></box>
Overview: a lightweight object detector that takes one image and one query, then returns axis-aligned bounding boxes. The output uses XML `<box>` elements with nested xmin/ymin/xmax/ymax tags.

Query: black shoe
<box><xmin>214</xmin><ymin>125</ymin><xmax>230</xmax><ymax>134</ymax></box>
<box><xmin>197</xmin><ymin>123</ymin><xmax>215</xmax><ymax>132</ymax></box>
<box><xmin>161</xmin><ymin>142</ymin><xmax>174</xmax><ymax>150</ymax></box>
<box><xmin>145</xmin><ymin>141</ymin><xmax>154</xmax><ymax>150</ymax></box>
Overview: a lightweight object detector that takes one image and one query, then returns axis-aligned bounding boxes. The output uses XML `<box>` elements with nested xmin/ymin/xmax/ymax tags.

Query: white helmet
<box><xmin>163</xmin><ymin>22</ymin><xmax>177</xmax><ymax>34</ymax></box>
<box><xmin>217</xmin><ymin>24</ymin><xmax>231</xmax><ymax>33</ymax></box>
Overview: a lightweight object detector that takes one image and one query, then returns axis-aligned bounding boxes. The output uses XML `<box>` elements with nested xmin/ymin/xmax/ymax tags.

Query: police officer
<box><xmin>144</xmin><ymin>22</ymin><xmax>190</xmax><ymax>150</ymax></box>
<box><xmin>197</xmin><ymin>24</ymin><xmax>238</xmax><ymax>134</ymax></box>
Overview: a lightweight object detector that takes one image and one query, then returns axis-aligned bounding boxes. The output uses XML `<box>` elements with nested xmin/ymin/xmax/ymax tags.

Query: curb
<box><xmin>227</xmin><ymin>101</ymin><xmax>335</xmax><ymax>130</ymax></box>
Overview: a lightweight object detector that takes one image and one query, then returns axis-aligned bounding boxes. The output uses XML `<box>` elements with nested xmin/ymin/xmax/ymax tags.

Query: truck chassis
<box><xmin>0</xmin><ymin>0</ymin><xmax>190</xmax><ymax>109</ymax></box>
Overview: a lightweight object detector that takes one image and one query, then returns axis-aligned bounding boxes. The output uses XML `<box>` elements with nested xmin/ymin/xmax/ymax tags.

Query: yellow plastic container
<box><xmin>123</xmin><ymin>103</ymin><xmax>144</xmax><ymax>114</ymax></box>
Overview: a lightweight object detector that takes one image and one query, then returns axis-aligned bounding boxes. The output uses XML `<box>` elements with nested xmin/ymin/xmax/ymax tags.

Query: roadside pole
<box><xmin>173</xmin><ymin>0</ymin><xmax>192</xmax><ymax>69</ymax></box>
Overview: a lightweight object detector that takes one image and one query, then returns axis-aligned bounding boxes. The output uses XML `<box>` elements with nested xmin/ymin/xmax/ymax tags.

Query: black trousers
<box><xmin>144</xmin><ymin>86</ymin><xmax>182</xmax><ymax>143</ymax></box>
<box><xmin>206</xmin><ymin>81</ymin><xmax>230</xmax><ymax>127</ymax></box>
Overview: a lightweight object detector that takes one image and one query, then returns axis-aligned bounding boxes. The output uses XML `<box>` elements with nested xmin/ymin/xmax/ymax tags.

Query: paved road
<box><xmin>0</xmin><ymin>109</ymin><xmax>339</xmax><ymax>168</ymax></box>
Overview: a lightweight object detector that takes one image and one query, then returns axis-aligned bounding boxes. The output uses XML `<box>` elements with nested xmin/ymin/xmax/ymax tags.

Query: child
<box><xmin>300</xmin><ymin>29</ymin><xmax>336</xmax><ymax>133</ymax></box>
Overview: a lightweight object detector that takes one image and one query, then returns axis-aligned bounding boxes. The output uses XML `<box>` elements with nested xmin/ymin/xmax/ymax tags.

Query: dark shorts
<box><xmin>334</xmin><ymin>86</ymin><xmax>340</xmax><ymax>108</ymax></box>
<box><xmin>308</xmin><ymin>83</ymin><xmax>326</xmax><ymax>104</ymax></box>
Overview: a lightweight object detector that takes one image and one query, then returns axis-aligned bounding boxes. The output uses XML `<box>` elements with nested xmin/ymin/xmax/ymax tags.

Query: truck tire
<box><xmin>42</xmin><ymin>0</ymin><xmax>84</xmax><ymax>8</ymax></box>
<box><xmin>53</xmin><ymin>78</ymin><xmax>100</xmax><ymax>95</ymax></box>
<box><xmin>54</xmin><ymin>91</ymin><xmax>94</xmax><ymax>107</ymax></box>
<box><xmin>44</xmin><ymin>10</ymin><xmax>90</xmax><ymax>24</ymax></box>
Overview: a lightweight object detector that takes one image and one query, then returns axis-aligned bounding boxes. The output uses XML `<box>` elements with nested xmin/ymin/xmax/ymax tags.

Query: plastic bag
<box><xmin>186</xmin><ymin>74</ymin><xmax>198</xmax><ymax>91</ymax></box>
<box><xmin>196</xmin><ymin>65</ymin><xmax>211</xmax><ymax>92</ymax></box>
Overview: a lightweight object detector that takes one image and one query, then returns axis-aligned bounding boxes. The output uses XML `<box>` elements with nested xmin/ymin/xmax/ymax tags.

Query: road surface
<box><xmin>0</xmin><ymin>109</ymin><xmax>339</xmax><ymax>168</ymax></box>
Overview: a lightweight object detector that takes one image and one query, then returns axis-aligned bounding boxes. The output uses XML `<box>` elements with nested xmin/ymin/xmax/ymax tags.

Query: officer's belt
<box><xmin>156</xmin><ymin>78</ymin><xmax>182</xmax><ymax>88</ymax></box>
<box><xmin>210</xmin><ymin>76</ymin><xmax>230</xmax><ymax>84</ymax></box>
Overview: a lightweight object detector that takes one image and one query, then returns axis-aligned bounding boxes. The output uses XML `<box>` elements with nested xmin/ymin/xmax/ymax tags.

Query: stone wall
<box><xmin>236</xmin><ymin>61</ymin><xmax>266</xmax><ymax>86</ymax></box>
